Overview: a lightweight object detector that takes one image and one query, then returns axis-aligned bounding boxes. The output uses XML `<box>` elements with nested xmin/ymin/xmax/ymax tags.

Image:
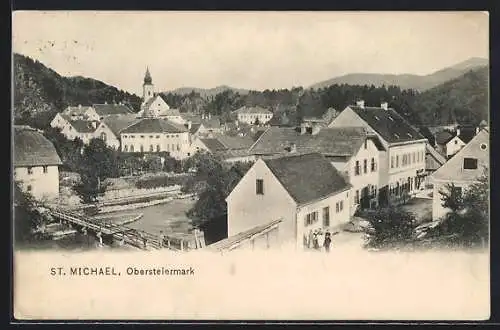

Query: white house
<box><xmin>120</xmin><ymin>118</ymin><xmax>192</xmax><ymax>159</ymax></box>
<box><xmin>93</xmin><ymin>114</ymin><xmax>141</xmax><ymax>150</ymax></box>
<box><xmin>232</xmin><ymin>106</ymin><xmax>274</xmax><ymax>125</ymax></box>
<box><xmin>329</xmin><ymin>101</ymin><xmax>427</xmax><ymax>205</ymax></box>
<box><xmin>224</xmin><ymin>153</ymin><xmax>351</xmax><ymax>251</ymax></box>
<box><xmin>192</xmin><ymin>134</ymin><xmax>256</xmax><ymax>164</ymax></box>
<box><xmin>59</xmin><ymin>119</ymin><xmax>99</xmax><ymax>144</ymax></box>
<box><xmin>13</xmin><ymin>126</ymin><xmax>62</xmax><ymax>201</ymax></box>
<box><xmin>434</xmin><ymin>130</ymin><xmax>466</xmax><ymax>158</ymax></box>
<box><xmin>249</xmin><ymin>126</ymin><xmax>385</xmax><ymax>215</ymax></box>
<box><xmin>430</xmin><ymin>128</ymin><xmax>489</xmax><ymax>220</ymax></box>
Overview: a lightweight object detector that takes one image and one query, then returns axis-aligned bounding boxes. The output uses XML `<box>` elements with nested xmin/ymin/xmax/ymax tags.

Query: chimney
<box><xmin>380</xmin><ymin>102</ymin><xmax>388</xmax><ymax>110</ymax></box>
<box><xmin>356</xmin><ymin>100</ymin><xmax>365</xmax><ymax>108</ymax></box>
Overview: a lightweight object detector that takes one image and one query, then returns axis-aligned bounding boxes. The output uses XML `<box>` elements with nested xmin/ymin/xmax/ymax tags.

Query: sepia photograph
<box><xmin>12</xmin><ymin>11</ymin><xmax>490</xmax><ymax>321</ymax></box>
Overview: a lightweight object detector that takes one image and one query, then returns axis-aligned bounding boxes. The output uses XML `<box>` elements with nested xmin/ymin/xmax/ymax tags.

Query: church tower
<box><xmin>142</xmin><ymin>67</ymin><xmax>155</xmax><ymax>102</ymax></box>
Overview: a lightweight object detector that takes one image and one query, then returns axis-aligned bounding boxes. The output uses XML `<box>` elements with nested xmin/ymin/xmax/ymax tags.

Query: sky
<box><xmin>12</xmin><ymin>11</ymin><xmax>489</xmax><ymax>96</ymax></box>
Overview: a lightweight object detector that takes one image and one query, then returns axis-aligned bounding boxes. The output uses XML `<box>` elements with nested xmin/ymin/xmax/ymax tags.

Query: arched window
<box><xmin>156</xmin><ymin>145</ymin><xmax>160</xmax><ymax>152</ymax></box>
<box><xmin>149</xmin><ymin>145</ymin><xmax>154</xmax><ymax>152</ymax></box>
<box><xmin>124</xmin><ymin>145</ymin><xmax>128</xmax><ymax>152</ymax></box>
<box><xmin>177</xmin><ymin>144</ymin><xmax>180</xmax><ymax>151</ymax></box>
<box><xmin>130</xmin><ymin>145</ymin><xmax>134</xmax><ymax>152</ymax></box>
<box><xmin>140</xmin><ymin>145</ymin><xmax>144</xmax><ymax>153</ymax></box>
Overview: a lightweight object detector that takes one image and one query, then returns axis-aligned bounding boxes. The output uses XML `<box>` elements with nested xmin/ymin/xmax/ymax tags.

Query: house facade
<box><xmin>233</xmin><ymin>106</ymin><xmax>273</xmax><ymax>125</ymax></box>
<box><xmin>13</xmin><ymin>126</ymin><xmax>63</xmax><ymax>201</ymax></box>
<box><xmin>225</xmin><ymin>153</ymin><xmax>351</xmax><ymax>251</ymax></box>
<box><xmin>430</xmin><ymin>128</ymin><xmax>489</xmax><ymax>220</ymax></box>
<box><xmin>434</xmin><ymin>130</ymin><xmax>466</xmax><ymax>158</ymax></box>
<box><xmin>329</xmin><ymin>101</ymin><xmax>427</xmax><ymax>205</ymax></box>
<box><xmin>249</xmin><ymin>126</ymin><xmax>385</xmax><ymax>215</ymax></box>
<box><xmin>120</xmin><ymin>118</ymin><xmax>191</xmax><ymax>159</ymax></box>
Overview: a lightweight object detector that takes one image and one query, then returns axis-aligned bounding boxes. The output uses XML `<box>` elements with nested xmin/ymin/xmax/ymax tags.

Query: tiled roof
<box><xmin>13</xmin><ymin>126</ymin><xmax>62</xmax><ymax>167</ymax></box>
<box><xmin>250</xmin><ymin>126</ymin><xmax>383</xmax><ymax>156</ymax></box>
<box><xmin>121</xmin><ymin>118</ymin><xmax>188</xmax><ymax>134</ymax></box>
<box><xmin>348</xmin><ymin>106</ymin><xmax>425</xmax><ymax>144</ymax></box>
<box><xmin>264</xmin><ymin>153</ymin><xmax>351</xmax><ymax>205</ymax></box>
<box><xmin>63</xmin><ymin>106</ymin><xmax>93</xmax><ymax>116</ymax></box>
<box><xmin>92</xmin><ymin>104</ymin><xmax>134</xmax><ymax>116</ymax></box>
<box><xmin>69</xmin><ymin>120</ymin><xmax>99</xmax><ymax>133</ymax></box>
<box><xmin>101</xmin><ymin>114</ymin><xmax>142</xmax><ymax>136</ymax></box>
<box><xmin>435</xmin><ymin>131</ymin><xmax>455</xmax><ymax>145</ymax></box>
<box><xmin>425</xmin><ymin>144</ymin><xmax>447</xmax><ymax>171</ymax></box>
<box><xmin>199</xmin><ymin>138</ymin><xmax>227</xmax><ymax>153</ymax></box>
<box><xmin>431</xmin><ymin>129</ymin><xmax>489</xmax><ymax>182</ymax></box>
<box><xmin>233</xmin><ymin>106</ymin><xmax>272</xmax><ymax>115</ymax></box>
<box><xmin>214</xmin><ymin>134</ymin><xmax>254</xmax><ymax>150</ymax></box>
<box><xmin>188</xmin><ymin>123</ymin><xmax>202</xmax><ymax>134</ymax></box>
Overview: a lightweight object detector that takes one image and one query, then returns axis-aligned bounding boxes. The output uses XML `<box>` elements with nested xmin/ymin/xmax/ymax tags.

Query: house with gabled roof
<box><xmin>13</xmin><ymin>125</ymin><xmax>63</xmax><ymax>201</ymax></box>
<box><xmin>328</xmin><ymin>100</ymin><xmax>428</xmax><ymax>205</ymax></box>
<box><xmin>430</xmin><ymin>128</ymin><xmax>489</xmax><ymax>220</ymax></box>
<box><xmin>249</xmin><ymin>126</ymin><xmax>386</xmax><ymax>213</ymax></box>
<box><xmin>224</xmin><ymin>152</ymin><xmax>352</xmax><ymax>251</ymax></box>
<box><xmin>192</xmin><ymin>134</ymin><xmax>255</xmax><ymax>163</ymax></box>
<box><xmin>120</xmin><ymin>118</ymin><xmax>191</xmax><ymax>159</ymax></box>
<box><xmin>232</xmin><ymin>105</ymin><xmax>273</xmax><ymax>125</ymax></box>
<box><xmin>93</xmin><ymin>114</ymin><xmax>142</xmax><ymax>150</ymax></box>
<box><xmin>434</xmin><ymin>130</ymin><xmax>466</xmax><ymax>158</ymax></box>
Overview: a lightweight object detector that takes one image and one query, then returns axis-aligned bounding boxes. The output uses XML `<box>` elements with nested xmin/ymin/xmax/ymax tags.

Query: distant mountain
<box><xmin>165</xmin><ymin>85</ymin><xmax>250</xmax><ymax>98</ymax></box>
<box><xmin>309</xmin><ymin>57</ymin><xmax>489</xmax><ymax>91</ymax></box>
<box><xmin>411</xmin><ymin>66</ymin><xmax>489</xmax><ymax>126</ymax></box>
<box><xmin>13</xmin><ymin>53</ymin><xmax>142</xmax><ymax>129</ymax></box>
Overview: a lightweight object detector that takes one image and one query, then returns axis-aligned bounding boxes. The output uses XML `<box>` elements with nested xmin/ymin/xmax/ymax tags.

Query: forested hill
<box><xmin>410</xmin><ymin>66</ymin><xmax>488</xmax><ymax>126</ymax></box>
<box><xmin>13</xmin><ymin>53</ymin><xmax>142</xmax><ymax>129</ymax></box>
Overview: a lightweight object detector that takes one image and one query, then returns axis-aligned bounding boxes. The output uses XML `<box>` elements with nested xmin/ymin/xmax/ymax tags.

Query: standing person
<box><xmin>308</xmin><ymin>230</ymin><xmax>314</xmax><ymax>249</ymax></box>
<box><xmin>159</xmin><ymin>230</ymin><xmax>165</xmax><ymax>248</ymax></box>
<box><xmin>312</xmin><ymin>231</ymin><xmax>319</xmax><ymax>250</ymax></box>
<box><xmin>317</xmin><ymin>229</ymin><xmax>325</xmax><ymax>252</ymax></box>
<box><xmin>324</xmin><ymin>231</ymin><xmax>332</xmax><ymax>253</ymax></box>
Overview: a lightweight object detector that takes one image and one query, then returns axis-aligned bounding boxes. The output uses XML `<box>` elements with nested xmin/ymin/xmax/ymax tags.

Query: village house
<box><xmin>430</xmin><ymin>128</ymin><xmax>489</xmax><ymax>220</ymax></box>
<box><xmin>192</xmin><ymin>134</ymin><xmax>255</xmax><ymax>163</ymax></box>
<box><xmin>424</xmin><ymin>143</ymin><xmax>447</xmax><ymax>187</ymax></box>
<box><xmin>120</xmin><ymin>118</ymin><xmax>191</xmax><ymax>159</ymax></box>
<box><xmin>249</xmin><ymin>126</ymin><xmax>385</xmax><ymax>215</ymax></box>
<box><xmin>13</xmin><ymin>125</ymin><xmax>63</xmax><ymax>201</ymax></box>
<box><xmin>51</xmin><ymin>115</ymin><xmax>99</xmax><ymax>144</ymax></box>
<box><xmin>232</xmin><ymin>105</ymin><xmax>274</xmax><ymax>125</ymax></box>
<box><xmin>434</xmin><ymin>130</ymin><xmax>466</xmax><ymax>159</ymax></box>
<box><xmin>328</xmin><ymin>100</ymin><xmax>427</xmax><ymax>205</ymax></box>
<box><xmin>222</xmin><ymin>153</ymin><xmax>351</xmax><ymax>252</ymax></box>
<box><xmin>93</xmin><ymin>114</ymin><xmax>141</xmax><ymax>150</ymax></box>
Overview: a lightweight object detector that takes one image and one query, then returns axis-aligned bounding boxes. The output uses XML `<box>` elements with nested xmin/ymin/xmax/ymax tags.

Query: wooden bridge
<box><xmin>45</xmin><ymin>206</ymin><xmax>205</xmax><ymax>251</ymax></box>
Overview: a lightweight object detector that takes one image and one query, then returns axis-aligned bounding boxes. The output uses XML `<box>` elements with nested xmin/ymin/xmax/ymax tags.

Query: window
<box><xmin>156</xmin><ymin>145</ymin><xmax>160</xmax><ymax>152</ymax></box>
<box><xmin>27</xmin><ymin>167</ymin><xmax>33</xmax><ymax>175</ymax></box>
<box><xmin>463</xmin><ymin>158</ymin><xmax>478</xmax><ymax>170</ymax></box>
<box><xmin>124</xmin><ymin>145</ymin><xmax>128</xmax><ymax>152</ymax></box>
<box><xmin>339</xmin><ymin>200</ymin><xmax>344</xmax><ymax>211</ymax></box>
<box><xmin>177</xmin><ymin>144</ymin><xmax>180</xmax><ymax>151</ymax></box>
<box><xmin>355</xmin><ymin>161</ymin><xmax>360</xmax><ymax>175</ymax></box>
<box><xmin>140</xmin><ymin>135</ymin><xmax>144</xmax><ymax>138</ymax></box>
<box><xmin>42</xmin><ymin>166</ymin><xmax>48</xmax><ymax>174</ymax></box>
<box><xmin>149</xmin><ymin>145</ymin><xmax>154</xmax><ymax>152</ymax></box>
<box><xmin>150</xmin><ymin>135</ymin><xmax>154</xmax><ymax>138</ymax></box>
<box><xmin>305</xmin><ymin>212</ymin><xmax>318</xmax><ymax>226</ymax></box>
<box><xmin>130</xmin><ymin>145</ymin><xmax>134</xmax><ymax>152</ymax></box>
<box><xmin>396</xmin><ymin>155</ymin><xmax>399</xmax><ymax>167</ymax></box>
<box><xmin>480</xmin><ymin>143</ymin><xmax>487</xmax><ymax>150</ymax></box>
<box><xmin>336</xmin><ymin>202</ymin><xmax>339</xmax><ymax>213</ymax></box>
<box><xmin>27</xmin><ymin>185</ymin><xmax>32</xmax><ymax>192</ymax></box>
<box><xmin>371</xmin><ymin>158</ymin><xmax>376</xmax><ymax>172</ymax></box>
<box><xmin>364</xmin><ymin>140</ymin><xmax>367</xmax><ymax>149</ymax></box>
<box><xmin>323</xmin><ymin>207</ymin><xmax>330</xmax><ymax>227</ymax></box>
<box><xmin>355</xmin><ymin>190</ymin><xmax>360</xmax><ymax>204</ymax></box>
<box><xmin>140</xmin><ymin>145</ymin><xmax>144</xmax><ymax>152</ymax></box>
<box><xmin>363</xmin><ymin>159</ymin><xmax>367</xmax><ymax>173</ymax></box>
<box><xmin>100</xmin><ymin>132</ymin><xmax>107</xmax><ymax>141</ymax></box>
<box><xmin>256</xmin><ymin>179</ymin><xmax>264</xmax><ymax>195</ymax></box>
<box><xmin>156</xmin><ymin>135</ymin><xmax>160</xmax><ymax>139</ymax></box>
<box><xmin>391</xmin><ymin>156</ymin><xmax>394</xmax><ymax>169</ymax></box>
<box><xmin>452</xmin><ymin>186</ymin><xmax>463</xmax><ymax>196</ymax></box>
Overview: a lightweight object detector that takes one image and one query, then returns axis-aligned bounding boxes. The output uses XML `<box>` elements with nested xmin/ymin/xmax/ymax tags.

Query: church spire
<box><xmin>144</xmin><ymin>66</ymin><xmax>152</xmax><ymax>85</ymax></box>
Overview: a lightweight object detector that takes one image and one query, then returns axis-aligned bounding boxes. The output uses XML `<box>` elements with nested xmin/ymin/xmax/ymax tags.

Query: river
<box><xmin>21</xmin><ymin>198</ymin><xmax>196</xmax><ymax>251</ymax></box>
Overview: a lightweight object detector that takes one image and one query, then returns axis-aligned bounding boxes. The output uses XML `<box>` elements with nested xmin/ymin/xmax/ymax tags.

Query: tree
<box><xmin>436</xmin><ymin>169</ymin><xmax>489</xmax><ymax>247</ymax></box>
<box><xmin>362</xmin><ymin>207</ymin><xmax>417</xmax><ymax>249</ymax></box>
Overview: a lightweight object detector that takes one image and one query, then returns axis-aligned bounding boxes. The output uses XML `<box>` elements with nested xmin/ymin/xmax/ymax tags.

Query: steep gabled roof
<box><xmin>425</xmin><ymin>143</ymin><xmax>447</xmax><ymax>171</ymax></box>
<box><xmin>263</xmin><ymin>153</ymin><xmax>351</xmax><ymax>205</ymax></box>
<box><xmin>250</xmin><ymin>126</ymin><xmax>384</xmax><ymax>156</ymax></box>
<box><xmin>69</xmin><ymin>120</ymin><xmax>99</xmax><ymax>133</ymax></box>
<box><xmin>92</xmin><ymin>103</ymin><xmax>134</xmax><ymax>116</ymax></box>
<box><xmin>101</xmin><ymin>114</ymin><xmax>142</xmax><ymax>136</ymax></box>
<box><xmin>121</xmin><ymin>118</ymin><xmax>187</xmax><ymax>134</ymax></box>
<box><xmin>348</xmin><ymin>105</ymin><xmax>425</xmax><ymax>144</ymax></box>
<box><xmin>13</xmin><ymin>126</ymin><xmax>62</xmax><ymax>167</ymax></box>
<box><xmin>431</xmin><ymin>129</ymin><xmax>489</xmax><ymax>182</ymax></box>
<box><xmin>435</xmin><ymin>131</ymin><xmax>456</xmax><ymax>145</ymax></box>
